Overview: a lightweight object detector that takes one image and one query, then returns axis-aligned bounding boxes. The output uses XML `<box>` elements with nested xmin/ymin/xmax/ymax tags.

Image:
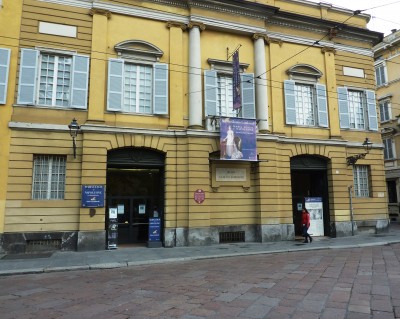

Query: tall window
<box><xmin>348</xmin><ymin>90</ymin><xmax>365</xmax><ymax>129</ymax></box>
<box><xmin>17</xmin><ymin>49</ymin><xmax>89</xmax><ymax>109</ymax></box>
<box><xmin>123</xmin><ymin>63</ymin><xmax>152</xmax><ymax>113</ymax></box>
<box><xmin>38</xmin><ymin>54</ymin><xmax>72</xmax><ymax>107</ymax></box>
<box><xmin>379</xmin><ymin>100</ymin><xmax>391</xmax><ymax>122</ymax></box>
<box><xmin>375</xmin><ymin>62</ymin><xmax>387</xmax><ymax>86</ymax></box>
<box><xmin>353</xmin><ymin>165</ymin><xmax>370</xmax><ymax>197</ymax></box>
<box><xmin>383</xmin><ymin>138</ymin><xmax>394</xmax><ymax>160</ymax></box>
<box><xmin>284</xmin><ymin>80</ymin><xmax>328</xmax><ymax>128</ymax></box>
<box><xmin>32</xmin><ymin>155</ymin><xmax>66</xmax><ymax>200</ymax></box>
<box><xmin>294</xmin><ymin>84</ymin><xmax>315</xmax><ymax>126</ymax></box>
<box><xmin>337</xmin><ymin>87</ymin><xmax>378</xmax><ymax>132</ymax></box>
<box><xmin>217</xmin><ymin>75</ymin><xmax>238</xmax><ymax>117</ymax></box>
<box><xmin>107</xmin><ymin>60</ymin><xmax>168</xmax><ymax>115</ymax></box>
<box><xmin>204</xmin><ymin>69</ymin><xmax>255</xmax><ymax>120</ymax></box>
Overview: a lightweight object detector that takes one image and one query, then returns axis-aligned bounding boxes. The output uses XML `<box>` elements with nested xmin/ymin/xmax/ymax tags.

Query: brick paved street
<box><xmin>1</xmin><ymin>244</ymin><xmax>400</xmax><ymax>319</ymax></box>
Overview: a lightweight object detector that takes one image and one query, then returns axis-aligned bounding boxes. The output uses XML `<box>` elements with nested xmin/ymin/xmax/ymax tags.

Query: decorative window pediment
<box><xmin>287</xmin><ymin>64</ymin><xmax>323</xmax><ymax>82</ymax></box>
<box><xmin>115</xmin><ymin>40</ymin><xmax>163</xmax><ymax>62</ymax></box>
<box><xmin>207</xmin><ymin>58</ymin><xmax>249</xmax><ymax>74</ymax></box>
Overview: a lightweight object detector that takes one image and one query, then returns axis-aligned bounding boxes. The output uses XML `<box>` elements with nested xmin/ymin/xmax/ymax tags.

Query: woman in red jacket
<box><xmin>301</xmin><ymin>208</ymin><xmax>312</xmax><ymax>243</ymax></box>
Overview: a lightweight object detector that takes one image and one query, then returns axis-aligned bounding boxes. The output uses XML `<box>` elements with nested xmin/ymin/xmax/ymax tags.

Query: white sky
<box><xmin>306</xmin><ymin>0</ymin><xmax>400</xmax><ymax>35</ymax></box>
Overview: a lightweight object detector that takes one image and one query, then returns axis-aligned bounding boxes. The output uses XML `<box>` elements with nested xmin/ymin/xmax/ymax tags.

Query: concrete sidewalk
<box><xmin>1</xmin><ymin>225</ymin><xmax>400</xmax><ymax>276</ymax></box>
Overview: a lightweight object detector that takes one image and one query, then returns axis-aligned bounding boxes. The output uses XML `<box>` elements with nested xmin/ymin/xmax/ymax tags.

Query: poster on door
<box><xmin>107</xmin><ymin>207</ymin><xmax>118</xmax><ymax>249</ymax></box>
<box><xmin>305</xmin><ymin>197</ymin><xmax>324</xmax><ymax>236</ymax></box>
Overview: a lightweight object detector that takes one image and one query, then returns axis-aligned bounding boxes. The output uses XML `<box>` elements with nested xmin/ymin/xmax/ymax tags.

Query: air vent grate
<box><xmin>219</xmin><ymin>231</ymin><xmax>245</xmax><ymax>243</ymax></box>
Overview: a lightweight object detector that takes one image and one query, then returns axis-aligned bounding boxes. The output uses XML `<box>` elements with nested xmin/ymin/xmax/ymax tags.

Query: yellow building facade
<box><xmin>0</xmin><ymin>0</ymin><xmax>388</xmax><ymax>252</ymax></box>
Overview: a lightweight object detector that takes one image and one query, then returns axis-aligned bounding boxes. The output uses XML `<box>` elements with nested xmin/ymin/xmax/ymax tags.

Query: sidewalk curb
<box><xmin>1</xmin><ymin>238</ymin><xmax>400</xmax><ymax>276</ymax></box>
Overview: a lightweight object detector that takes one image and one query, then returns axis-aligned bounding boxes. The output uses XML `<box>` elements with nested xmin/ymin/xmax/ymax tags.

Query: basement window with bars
<box><xmin>32</xmin><ymin>155</ymin><xmax>66</xmax><ymax>200</ymax></box>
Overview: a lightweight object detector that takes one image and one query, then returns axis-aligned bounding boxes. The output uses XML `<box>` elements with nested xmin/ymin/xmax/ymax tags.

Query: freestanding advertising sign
<box><xmin>305</xmin><ymin>197</ymin><xmax>324</xmax><ymax>236</ymax></box>
<box><xmin>107</xmin><ymin>207</ymin><xmax>118</xmax><ymax>249</ymax></box>
<box><xmin>147</xmin><ymin>218</ymin><xmax>162</xmax><ymax>248</ymax></box>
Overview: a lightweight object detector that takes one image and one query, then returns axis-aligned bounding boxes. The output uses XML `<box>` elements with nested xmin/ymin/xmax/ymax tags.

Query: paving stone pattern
<box><xmin>1</xmin><ymin>244</ymin><xmax>400</xmax><ymax>319</ymax></box>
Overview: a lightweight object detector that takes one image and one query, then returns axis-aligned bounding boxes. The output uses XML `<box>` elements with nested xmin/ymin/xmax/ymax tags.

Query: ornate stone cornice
<box><xmin>166</xmin><ymin>21</ymin><xmax>187</xmax><ymax>30</ymax></box>
<box><xmin>89</xmin><ymin>8</ymin><xmax>112</xmax><ymax>19</ymax></box>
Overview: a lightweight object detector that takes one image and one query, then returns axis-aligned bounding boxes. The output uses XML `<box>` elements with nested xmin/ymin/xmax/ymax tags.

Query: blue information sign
<box><xmin>81</xmin><ymin>185</ymin><xmax>105</xmax><ymax>208</ymax></box>
<box><xmin>148</xmin><ymin>218</ymin><xmax>161</xmax><ymax>242</ymax></box>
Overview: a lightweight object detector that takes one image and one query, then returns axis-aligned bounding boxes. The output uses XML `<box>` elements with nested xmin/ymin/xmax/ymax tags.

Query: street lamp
<box><xmin>346</xmin><ymin>137</ymin><xmax>373</xmax><ymax>166</ymax></box>
<box><xmin>68</xmin><ymin>118</ymin><xmax>80</xmax><ymax>159</ymax></box>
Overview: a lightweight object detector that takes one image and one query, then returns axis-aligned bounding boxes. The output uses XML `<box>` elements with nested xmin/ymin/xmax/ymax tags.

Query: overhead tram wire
<box><xmin>1</xmin><ymin>3</ymin><xmax>399</xmax><ymax>101</ymax></box>
<box><xmin>4</xmin><ymin>36</ymin><xmax>400</xmax><ymax>109</ymax></box>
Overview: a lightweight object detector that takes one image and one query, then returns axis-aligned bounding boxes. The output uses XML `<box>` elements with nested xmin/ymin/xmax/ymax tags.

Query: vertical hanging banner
<box><xmin>232</xmin><ymin>50</ymin><xmax>241</xmax><ymax>110</ymax></box>
<box><xmin>220</xmin><ymin>117</ymin><xmax>257</xmax><ymax>161</ymax></box>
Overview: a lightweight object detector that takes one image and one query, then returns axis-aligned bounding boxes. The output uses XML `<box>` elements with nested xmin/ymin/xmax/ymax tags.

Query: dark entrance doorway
<box><xmin>291</xmin><ymin>156</ymin><xmax>330</xmax><ymax>237</ymax></box>
<box><xmin>106</xmin><ymin>148</ymin><xmax>165</xmax><ymax>246</ymax></box>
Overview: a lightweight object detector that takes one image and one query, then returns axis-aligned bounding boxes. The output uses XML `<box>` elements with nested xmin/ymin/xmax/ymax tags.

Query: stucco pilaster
<box><xmin>322</xmin><ymin>46</ymin><xmax>341</xmax><ymax>138</ymax></box>
<box><xmin>87</xmin><ymin>10</ymin><xmax>111</xmax><ymax>123</ymax></box>
<box><xmin>167</xmin><ymin>22</ymin><xmax>186</xmax><ymax>128</ymax></box>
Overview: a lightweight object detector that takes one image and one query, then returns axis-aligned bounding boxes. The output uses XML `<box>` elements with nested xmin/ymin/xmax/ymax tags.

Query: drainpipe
<box><xmin>348</xmin><ymin>185</ymin><xmax>354</xmax><ymax>236</ymax></box>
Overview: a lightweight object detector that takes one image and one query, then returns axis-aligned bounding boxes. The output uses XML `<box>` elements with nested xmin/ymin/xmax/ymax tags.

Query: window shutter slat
<box><xmin>107</xmin><ymin>59</ymin><xmax>124</xmax><ymax>111</ymax></box>
<box><xmin>337</xmin><ymin>87</ymin><xmax>349</xmax><ymax>129</ymax></box>
<box><xmin>0</xmin><ymin>48</ymin><xmax>11</xmax><ymax>104</ymax></box>
<box><xmin>316</xmin><ymin>84</ymin><xmax>328</xmax><ymax>127</ymax></box>
<box><xmin>70</xmin><ymin>55</ymin><xmax>89</xmax><ymax>109</ymax></box>
<box><xmin>241</xmin><ymin>73</ymin><xmax>255</xmax><ymax>119</ymax></box>
<box><xmin>366</xmin><ymin>90</ymin><xmax>378</xmax><ymax>131</ymax></box>
<box><xmin>284</xmin><ymin>80</ymin><xmax>296</xmax><ymax>125</ymax></box>
<box><xmin>17</xmin><ymin>49</ymin><xmax>39</xmax><ymax>105</ymax></box>
<box><xmin>153</xmin><ymin>63</ymin><xmax>168</xmax><ymax>115</ymax></box>
<box><xmin>204</xmin><ymin>70</ymin><xmax>217</xmax><ymax>116</ymax></box>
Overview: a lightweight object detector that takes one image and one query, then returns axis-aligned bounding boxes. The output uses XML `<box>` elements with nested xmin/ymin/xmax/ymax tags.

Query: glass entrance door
<box><xmin>107</xmin><ymin>196</ymin><xmax>153</xmax><ymax>244</ymax></box>
<box><xmin>106</xmin><ymin>168</ymin><xmax>163</xmax><ymax>245</ymax></box>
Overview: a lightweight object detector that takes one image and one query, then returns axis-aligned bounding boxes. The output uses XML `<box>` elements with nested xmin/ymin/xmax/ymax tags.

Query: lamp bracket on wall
<box><xmin>346</xmin><ymin>137</ymin><xmax>373</xmax><ymax>166</ymax></box>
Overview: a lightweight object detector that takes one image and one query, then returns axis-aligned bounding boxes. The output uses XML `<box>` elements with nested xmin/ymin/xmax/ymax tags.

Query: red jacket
<box><xmin>301</xmin><ymin>211</ymin><xmax>310</xmax><ymax>228</ymax></box>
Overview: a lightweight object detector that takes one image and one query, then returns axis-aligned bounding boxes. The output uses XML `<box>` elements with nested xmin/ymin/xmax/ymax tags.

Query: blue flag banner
<box><xmin>232</xmin><ymin>50</ymin><xmax>241</xmax><ymax>110</ymax></box>
<box><xmin>220</xmin><ymin>117</ymin><xmax>257</xmax><ymax>161</ymax></box>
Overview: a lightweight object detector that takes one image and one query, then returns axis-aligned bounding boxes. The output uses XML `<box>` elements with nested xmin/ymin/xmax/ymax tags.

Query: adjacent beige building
<box><xmin>374</xmin><ymin>29</ymin><xmax>400</xmax><ymax>222</ymax></box>
<box><xmin>0</xmin><ymin>0</ymin><xmax>388</xmax><ymax>253</ymax></box>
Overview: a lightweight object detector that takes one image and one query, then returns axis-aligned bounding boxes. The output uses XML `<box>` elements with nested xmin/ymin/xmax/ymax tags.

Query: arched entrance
<box><xmin>291</xmin><ymin>155</ymin><xmax>330</xmax><ymax>237</ymax></box>
<box><xmin>106</xmin><ymin>147</ymin><xmax>165</xmax><ymax>246</ymax></box>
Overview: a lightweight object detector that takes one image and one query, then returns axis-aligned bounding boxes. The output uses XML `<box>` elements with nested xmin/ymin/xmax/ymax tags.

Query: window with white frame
<box><xmin>17</xmin><ymin>49</ymin><xmax>89</xmax><ymax>109</ymax></box>
<box><xmin>32</xmin><ymin>155</ymin><xmax>66</xmax><ymax>200</ymax></box>
<box><xmin>337</xmin><ymin>87</ymin><xmax>378</xmax><ymax>131</ymax></box>
<box><xmin>383</xmin><ymin>138</ymin><xmax>395</xmax><ymax>160</ymax></box>
<box><xmin>375</xmin><ymin>62</ymin><xmax>387</xmax><ymax>87</ymax></box>
<box><xmin>204</xmin><ymin>59</ymin><xmax>255</xmax><ymax>120</ymax></box>
<box><xmin>217</xmin><ymin>74</ymin><xmax>237</xmax><ymax>118</ymax></box>
<box><xmin>284</xmin><ymin>64</ymin><xmax>328</xmax><ymax>128</ymax></box>
<box><xmin>0</xmin><ymin>47</ymin><xmax>11</xmax><ymax>104</ymax></box>
<box><xmin>379</xmin><ymin>100</ymin><xmax>391</xmax><ymax>122</ymax></box>
<box><xmin>107</xmin><ymin>40</ymin><xmax>168</xmax><ymax>115</ymax></box>
<box><xmin>353</xmin><ymin>165</ymin><xmax>370</xmax><ymax>197</ymax></box>
<box><xmin>107</xmin><ymin>60</ymin><xmax>167</xmax><ymax>114</ymax></box>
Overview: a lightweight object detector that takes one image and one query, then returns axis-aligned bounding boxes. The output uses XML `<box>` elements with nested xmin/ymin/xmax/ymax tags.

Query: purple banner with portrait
<box><xmin>220</xmin><ymin>117</ymin><xmax>257</xmax><ymax>161</ymax></box>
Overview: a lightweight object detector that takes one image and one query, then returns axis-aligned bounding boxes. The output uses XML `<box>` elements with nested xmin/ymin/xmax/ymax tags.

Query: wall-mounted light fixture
<box><xmin>68</xmin><ymin>118</ymin><xmax>80</xmax><ymax>159</ymax></box>
<box><xmin>346</xmin><ymin>137</ymin><xmax>373</xmax><ymax>166</ymax></box>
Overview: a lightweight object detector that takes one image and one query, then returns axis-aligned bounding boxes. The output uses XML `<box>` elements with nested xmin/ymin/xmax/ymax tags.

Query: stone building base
<box><xmin>1</xmin><ymin>231</ymin><xmax>78</xmax><ymax>254</ymax></box>
<box><xmin>77</xmin><ymin>230</ymin><xmax>106</xmax><ymax>251</ymax></box>
<box><xmin>164</xmin><ymin>224</ymin><xmax>295</xmax><ymax>247</ymax></box>
<box><xmin>332</xmin><ymin>219</ymin><xmax>390</xmax><ymax>237</ymax></box>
